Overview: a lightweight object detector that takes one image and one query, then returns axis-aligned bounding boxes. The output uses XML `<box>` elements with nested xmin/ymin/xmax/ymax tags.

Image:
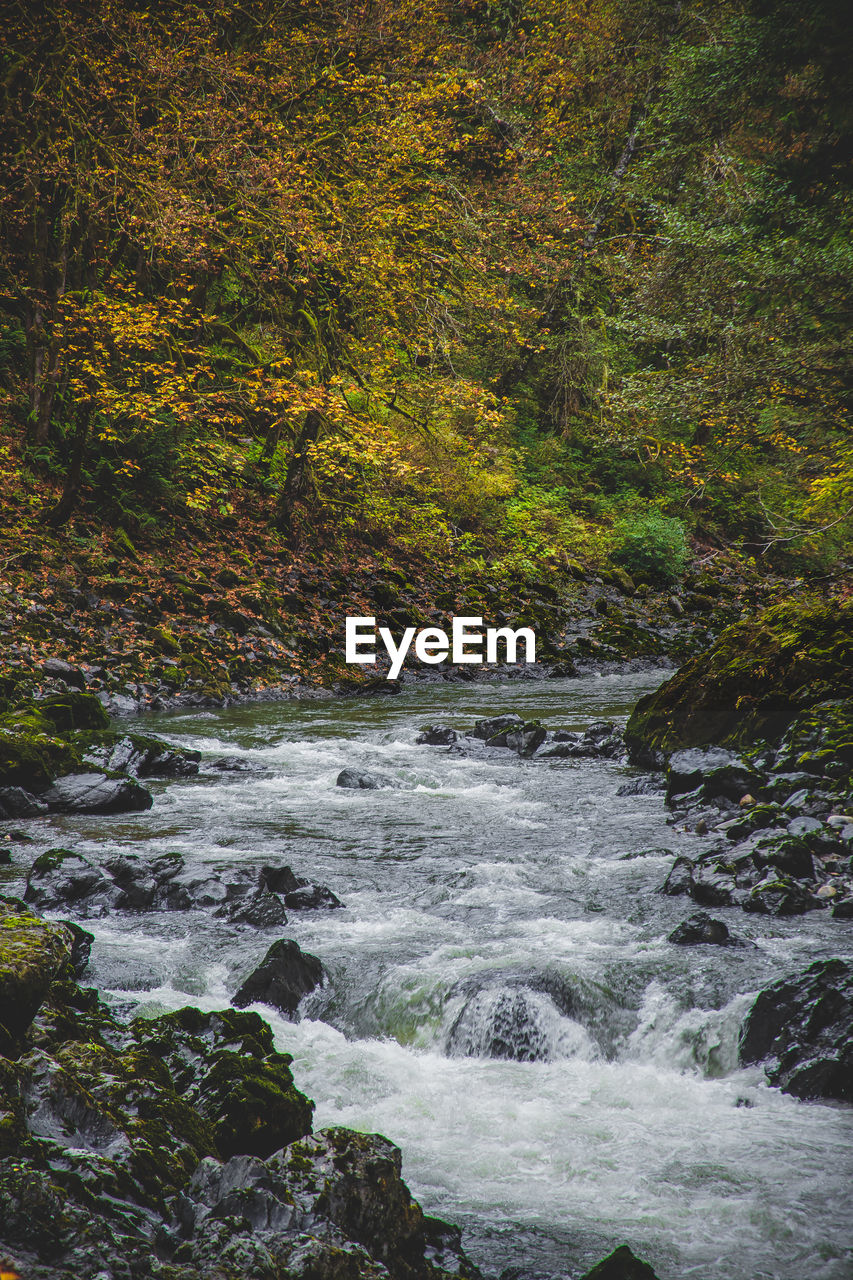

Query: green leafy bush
<box><xmin>611</xmin><ymin>511</ymin><xmax>689</xmax><ymax>584</ymax></box>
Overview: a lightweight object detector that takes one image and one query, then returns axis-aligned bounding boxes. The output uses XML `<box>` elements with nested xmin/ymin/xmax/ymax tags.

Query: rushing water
<box><xmin>6</xmin><ymin>674</ymin><xmax>853</xmax><ymax>1279</ymax></box>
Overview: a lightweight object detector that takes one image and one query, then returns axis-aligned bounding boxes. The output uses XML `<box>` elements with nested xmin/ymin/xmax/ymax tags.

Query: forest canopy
<box><xmin>1</xmin><ymin>0</ymin><xmax>850</xmax><ymax>577</ymax></box>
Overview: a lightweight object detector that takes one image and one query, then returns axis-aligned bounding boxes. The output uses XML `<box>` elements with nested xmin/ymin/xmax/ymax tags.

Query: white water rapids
<box><xmin>7</xmin><ymin>674</ymin><xmax>852</xmax><ymax>1279</ymax></box>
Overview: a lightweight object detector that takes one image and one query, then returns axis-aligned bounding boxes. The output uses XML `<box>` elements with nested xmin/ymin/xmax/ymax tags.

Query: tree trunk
<box><xmin>278</xmin><ymin>409</ymin><xmax>323</xmax><ymax>536</ymax></box>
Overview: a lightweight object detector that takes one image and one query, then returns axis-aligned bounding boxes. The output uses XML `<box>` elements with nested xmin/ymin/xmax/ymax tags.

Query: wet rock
<box><xmin>505</xmin><ymin>723</ymin><xmax>547</xmax><ymax>756</ymax></box>
<box><xmin>540</xmin><ymin>721</ymin><xmax>625</xmax><ymax>761</ymax></box>
<box><xmin>580</xmin><ymin>1245</ymin><xmax>660</xmax><ymax>1280</ymax></box>
<box><xmin>446</xmin><ymin>984</ymin><xmax>595</xmax><ymax>1064</ymax></box>
<box><xmin>0</xmin><ymin>896</ymin><xmax>75</xmax><ymax>1052</ymax></box>
<box><xmin>208</xmin><ymin>753</ymin><xmax>257</xmax><ymax>771</ymax></box>
<box><xmin>660</xmin><ymin>856</ymin><xmax>736</xmax><ymax>908</ymax></box>
<box><xmin>472</xmin><ymin>713</ymin><xmax>523</xmax><ymax>740</ymax></box>
<box><xmin>743</xmin><ymin>877</ymin><xmax>821</xmax><ymax>916</ymax></box>
<box><xmin>61</xmin><ymin>921</ymin><xmax>94</xmax><ymax>977</ymax></box>
<box><xmin>232</xmin><ymin>938</ymin><xmax>325</xmax><ymax>1018</ymax></box>
<box><xmin>0</xmin><ymin>785</ymin><xmax>47</xmax><ymax>818</ymax></box>
<box><xmin>73</xmin><ymin>729</ymin><xmax>201</xmax><ymax>777</ymax></box>
<box><xmin>668</xmin><ymin>912</ymin><xmax>738</xmax><ymax>946</ymax></box>
<box><xmin>548</xmin><ymin>659</ymin><xmax>580</xmax><ymax>678</ymax></box>
<box><xmin>337</xmin><ymin>676</ymin><xmax>402</xmax><ymax>696</ymax></box>
<box><xmin>625</xmin><ymin>600</ymin><xmax>853</xmax><ymax>761</ymax></box>
<box><xmin>219</xmin><ymin>886</ymin><xmax>289</xmax><ymax>927</ymax></box>
<box><xmin>666</xmin><ymin>747</ymin><xmax>763</xmax><ymax>803</ymax></box>
<box><xmin>25</xmin><ymin>848</ymin><xmax>115</xmax><ymax>915</ymax></box>
<box><xmin>787</xmin><ymin>816</ymin><xmax>824</xmax><ymax>838</ymax></box>
<box><xmin>739</xmin><ymin>958</ymin><xmax>853</xmax><ymax>1102</ymax></box>
<box><xmin>35</xmin><ymin>690</ymin><xmax>110</xmax><ymax>732</ymax></box>
<box><xmin>42</xmin><ymin>771</ymin><xmax>153</xmax><ymax>814</ymax></box>
<box><xmin>616</xmin><ymin>775</ymin><xmax>666</xmax><ymax>796</ymax></box>
<box><xmin>336</xmin><ymin>767</ymin><xmax>398</xmax><ymax>789</ymax></box>
<box><xmin>40</xmin><ymin>658</ymin><xmax>86</xmax><ymax>689</ymax></box>
<box><xmin>176</xmin><ymin>1127</ymin><xmax>478</xmax><ymax>1279</ymax></box>
<box><xmin>416</xmin><ymin>725</ymin><xmax>459</xmax><ymax>746</ymax></box>
<box><xmin>660</xmin><ymin>856</ymin><xmax>696</xmax><ymax>898</ymax></box>
<box><xmin>260</xmin><ymin>864</ymin><xmax>343</xmax><ymax>910</ymax></box>
<box><xmin>23</xmin><ymin>849</ymin><xmax>340</xmax><ymax>923</ymax></box>
<box><xmin>752</xmin><ymin>835</ymin><xmax>815</xmax><ymax>880</ymax></box>
<box><xmin>0</xmin><ymin>710</ymin><xmax>79</xmax><ymax>788</ymax></box>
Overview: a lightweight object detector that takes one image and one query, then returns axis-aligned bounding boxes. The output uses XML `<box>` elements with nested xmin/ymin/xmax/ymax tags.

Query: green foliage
<box><xmin>0</xmin><ymin>0</ymin><xmax>848</xmax><ymax>571</ymax></box>
<box><xmin>611</xmin><ymin>511</ymin><xmax>689</xmax><ymax>585</ymax></box>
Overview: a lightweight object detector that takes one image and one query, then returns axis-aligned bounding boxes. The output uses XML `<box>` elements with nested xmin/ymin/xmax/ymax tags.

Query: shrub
<box><xmin>611</xmin><ymin>510</ymin><xmax>689</xmax><ymax>584</ymax></box>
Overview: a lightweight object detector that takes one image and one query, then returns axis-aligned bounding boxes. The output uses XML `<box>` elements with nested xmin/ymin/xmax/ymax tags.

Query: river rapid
<box><xmin>6</xmin><ymin>674</ymin><xmax>853</xmax><ymax>1280</ymax></box>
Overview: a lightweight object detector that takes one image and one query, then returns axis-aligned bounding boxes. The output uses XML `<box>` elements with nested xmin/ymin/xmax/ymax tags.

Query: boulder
<box><xmin>0</xmin><ymin>896</ymin><xmax>75</xmax><ymax>1051</ymax></box>
<box><xmin>660</xmin><ymin>857</ymin><xmax>697</xmax><ymax>898</ymax></box>
<box><xmin>742</xmin><ymin>877</ymin><xmax>821</xmax><ymax>916</ymax></box>
<box><xmin>336</xmin><ymin>768</ymin><xmax>398</xmax><ymax>790</ymax></box>
<box><xmin>36</xmin><ymin>690</ymin><xmax>110</xmax><ymax>732</ymax></box>
<box><xmin>40</xmin><ymin>659</ymin><xmax>86</xmax><ymax>689</ymax></box>
<box><xmin>739</xmin><ymin>959</ymin><xmax>853</xmax><ymax>1102</ymax></box>
<box><xmin>472</xmin><ymin>714</ymin><xmax>523</xmax><ymax>740</ymax></box>
<box><xmin>218</xmin><ymin>887</ymin><xmax>289</xmax><ymax>927</ymax></box>
<box><xmin>0</xmin><ymin>902</ymin><xmax>476</xmax><ymax>1280</ymax></box>
<box><xmin>25</xmin><ymin>848</ymin><xmax>116</xmax><ymax>915</ymax></box>
<box><xmin>580</xmin><ymin>1245</ymin><xmax>660</xmax><ymax>1280</ymax></box>
<box><xmin>0</xmin><ymin>713</ymin><xmax>79</xmax><ymax>788</ymax></box>
<box><xmin>625</xmin><ymin>600</ymin><xmax>853</xmax><ymax>763</ymax></box>
<box><xmin>416</xmin><ymin>725</ymin><xmax>459</xmax><ymax>746</ymax></box>
<box><xmin>73</xmin><ymin>729</ymin><xmax>201</xmax><ymax>778</ymax></box>
<box><xmin>232</xmin><ymin>939</ymin><xmax>325</xmax><ymax>1018</ymax></box>
<box><xmin>178</xmin><ymin>1127</ymin><xmax>477</xmax><ymax>1279</ymax></box>
<box><xmin>260</xmin><ymin>864</ymin><xmax>343</xmax><ymax>910</ymax></box>
<box><xmin>42</xmin><ymin>772</ymin><xmax>153</xmax><ymax>815</ymax></box>
<box><xmin>668</xmin><ymin>912</ymin><xmax>736</xmax><ymax>946</ymax></box>
<box><xmin>616</xmin><ymin>775</ymin><xmax>667</xmax><ymax>796</ymax></box>
<box><xmin>660</xmin><ymin>856</ymin><xmax>736</xmax><ymax>908</ymax></box>
<box><xmin>0</xmin><ymin>786</ymin><xmax>47</xmax><ymax>818</ymax></box>
<box><xmin>666</xmin><ymin>747</ymin><xmax>763</xmax><ymax>803</ymax></box>
<box><xmin>505</xmin><ymin>723</ymin><xmax>547</xmax><ymax>757</ymax></box>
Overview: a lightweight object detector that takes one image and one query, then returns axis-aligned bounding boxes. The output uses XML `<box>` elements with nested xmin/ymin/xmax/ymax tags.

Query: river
<box><xmin>6</xmin><ymin>674</ymin><xmax>852</xmax><ymax>1279</ymax></box>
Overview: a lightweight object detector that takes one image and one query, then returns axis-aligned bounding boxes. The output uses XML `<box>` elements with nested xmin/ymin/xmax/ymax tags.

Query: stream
<box><xmin>6</xmin><ymin>673</ymin><xmax>853</xmax><ymax>1279</ymax></box>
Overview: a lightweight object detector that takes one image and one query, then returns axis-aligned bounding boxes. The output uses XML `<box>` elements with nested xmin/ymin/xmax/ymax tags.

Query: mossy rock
<box><xmin>0</xmin><ymin>896</ymin><xmax>75</xmax><ymax>1051</ymax></box>
<box><xmin>131</xmin><ymin>1006</ymin><xmax>314</xmax><ymax>1160</ymax></box>
<box><xmin>581</xmin><ymin>1244</ymin><xmax>660</xmax><ymax>1279</ymax></box>
<box><xmin>37</xmin><ymin>690</ymin><xmax>110</xmax><ymax>732</ymax></box>
<box><xmin>625</xmin><ymin>599</ymin><xmax>853</xmax><ymax>763</ymax></box>
<box><xmin>0</xmin><ymin>716</ymin><xmax>80</xmax><ymax>788</ymax></box>
<box><xmin>150</xmin><ymin>625</ymin><xmax>182</xmax><ymax>655</ymax></box>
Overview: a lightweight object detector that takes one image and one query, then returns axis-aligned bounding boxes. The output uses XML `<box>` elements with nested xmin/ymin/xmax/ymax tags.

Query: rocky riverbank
<box><xmin>0</xmin><ymin>893</ymin><xmax>668</xmax><ymax>1280</ymax></box>
<box><xmin>0</xmin><ymin>505</ymin><xmax>825</xmax><ymax>715</ymax></box>
<box><xmin>622</xmin><ymin>599</ymin><xmax>853</xmax><ymax>921</ymax></box>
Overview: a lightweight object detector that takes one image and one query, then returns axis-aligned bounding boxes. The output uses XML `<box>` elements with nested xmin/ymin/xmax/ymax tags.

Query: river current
<box><xmin>6</xmin><ymin>674</ymin><xmax>853</xmax><ymax>1279</ymax></box>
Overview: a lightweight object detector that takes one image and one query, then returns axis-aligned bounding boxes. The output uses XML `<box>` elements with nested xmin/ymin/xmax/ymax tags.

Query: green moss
<box><xmin>625</xmin><ymin>599</ymin><xmax>853</xmax><ymax>761</ymax></box>
<box><xmin>0</xmin><ymin>897</ymin><xmax>74</xmax><ymax>1050</ymax></box>
<box><xmin>38</xmin><ymin>691</ymin><xmax>110</xmax><ymax>732</ymax></box>
<box><xmin>32</xmin><ymin>847</ymin><xmax>80</xmax><ymax>874</ymax></box>
<box><xmin>150</xmin><ymin>625</ymin><xmax>182</xmax><ymax>655</ymax></box>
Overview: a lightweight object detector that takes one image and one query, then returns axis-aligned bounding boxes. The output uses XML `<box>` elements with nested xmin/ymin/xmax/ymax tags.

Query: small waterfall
<box><xmin>446</xmin><ymin>985</ymin><xmax>599</xmax><ymax>1063</ymax></box>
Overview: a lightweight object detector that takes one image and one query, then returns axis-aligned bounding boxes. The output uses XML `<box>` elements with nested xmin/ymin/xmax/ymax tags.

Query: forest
<box><xmin>1</xmin><ymin>0</ymin><xmax>850</xmax><ymax>599</ymax></box>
